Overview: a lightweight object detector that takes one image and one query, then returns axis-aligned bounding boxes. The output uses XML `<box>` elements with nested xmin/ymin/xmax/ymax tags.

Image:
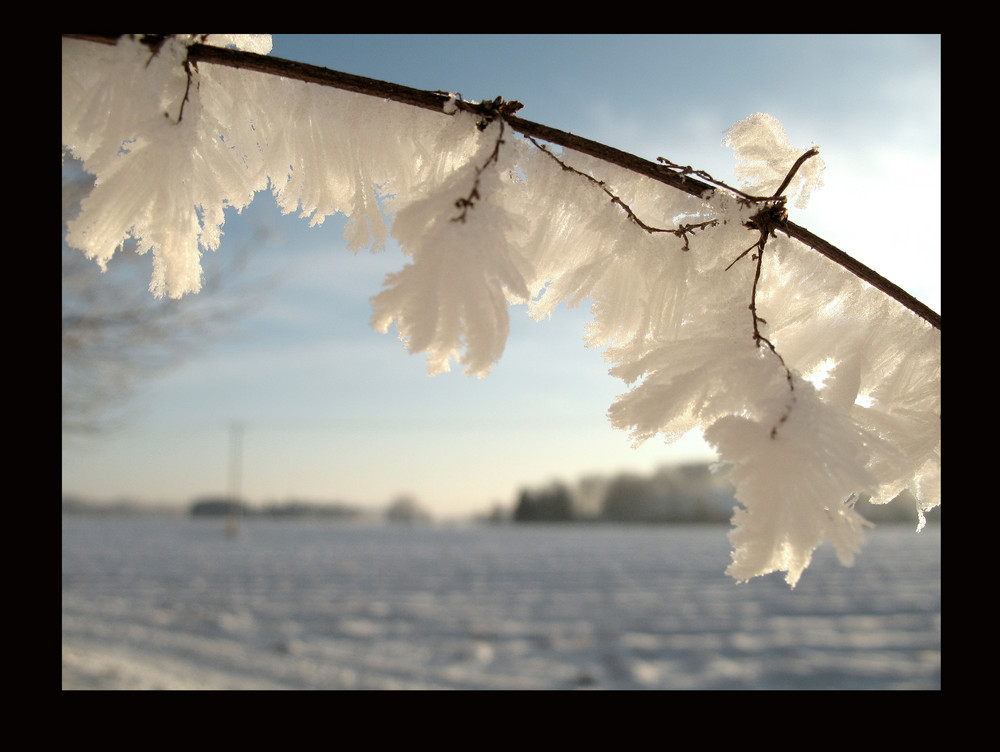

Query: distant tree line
<box><xmin>187</xmin><ymin>495</ymin><xmax>433</xmax><ymax>523</ymax></box>
<box><xmin>512</xmin><ymin>464</ymin><xmax>733</xmax><ymax>524</ymax></box>
<box><xmin>188</xmin><ymin>496</ymin><xmax>365</xmax><ymax>520</ymax></box>
<box><xmin>62</xmin><ymin>493</ymin><xmax>435</xmax><ymax>523</ymax></box>
<box><xmin>513</xmin><ymin>484</ymin><xmax>574</xmax><ymax>522</ymax></box>
<box><xmin>511</xmin><ymin>476</ymin><xmax>732</xmax><ymax>524</ymax></box>
<box><xmin>510</xmin><ymin>463</ymin><xmax>937</xmax><ymax>525</ymax></box>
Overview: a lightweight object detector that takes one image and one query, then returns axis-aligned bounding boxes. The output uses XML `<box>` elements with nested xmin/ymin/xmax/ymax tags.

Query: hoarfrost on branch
<box><xmin>61</xmin><ymin>35</ymin><xmax>940</xmax><ymax>586</ymax></box>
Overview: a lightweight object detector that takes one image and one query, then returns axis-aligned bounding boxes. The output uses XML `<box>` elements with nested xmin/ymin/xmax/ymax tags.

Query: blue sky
<box><xmin>61</xmin><ymin>34</ymin><xmax>940</xmax><ymax>518</ymax></box>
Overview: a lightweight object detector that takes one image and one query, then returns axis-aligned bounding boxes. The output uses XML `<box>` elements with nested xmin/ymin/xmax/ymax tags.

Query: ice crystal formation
<box><xmin>62</xmin><ymin>35</ymin><xmax>940</xmax><ymax>586</ymax></box>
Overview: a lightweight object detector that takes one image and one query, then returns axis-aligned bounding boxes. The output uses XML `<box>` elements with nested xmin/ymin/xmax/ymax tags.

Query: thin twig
<box><xmin>729</xmin><ymin>206</ymin><xmax>797</xmax><ymax>439</ymax></box>
<box><xmin>771</xmin><ymin>148</ymin><xmax>819</xmax><ymax>199</ymax></box>
<box><xmin>722</xmin><ymin>152</ymin><xmax>813</xmax><ymax>439</ymax></box>
<box><xmin>452</xmin><ymin>118</ymin><xmax>507</xmax><ymax>223</ymax></box>
<box><xmin>527</xmin><ymin>136</ymin><xmax>717</xmax><ymax>249</ymax></box>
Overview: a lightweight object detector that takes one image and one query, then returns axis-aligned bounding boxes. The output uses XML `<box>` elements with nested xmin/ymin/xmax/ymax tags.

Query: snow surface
<box><xmin>62</xmin><ymin>518</ymin><xmax>940</xmax><ymax>690</ymax></box>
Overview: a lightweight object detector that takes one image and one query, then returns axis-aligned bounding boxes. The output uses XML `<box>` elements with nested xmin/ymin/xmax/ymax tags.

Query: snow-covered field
<box><xmin>62</xmin><ymin>517</ymin><xmax>940</xmax><ymax>690</ymax></box>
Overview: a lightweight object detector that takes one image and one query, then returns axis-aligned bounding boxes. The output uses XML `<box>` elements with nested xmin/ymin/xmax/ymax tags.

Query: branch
<box><xmin>62</xmin><ymin>34</ymin><xmax>941</xmax><ymax>331</ymax></box>
<box><xmin>514</xmin><ymin>122</ymin><xmax>941</xmax><ymax>330</ymax></box>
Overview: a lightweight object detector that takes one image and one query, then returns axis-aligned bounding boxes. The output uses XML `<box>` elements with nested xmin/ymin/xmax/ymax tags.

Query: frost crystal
<box><xmin>62</xmin><ymin>36</ymin><xmax>940</xmax><ymax>585</ymax></box>
<box><xmin>371</xmin><ymin>122</ymin><xmax>534</xmax><ymax>376</ymax></box>
<box><xmin>725</xmin><ymin>113</ymin><xmax>825</xmax><ymax>208</ymax></box>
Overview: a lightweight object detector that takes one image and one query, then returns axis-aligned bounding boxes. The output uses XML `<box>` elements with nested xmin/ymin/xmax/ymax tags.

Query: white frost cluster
<box><xmin>62</xmin><ymin>37</ymin><xmax>940</xmax><ymax>585</ymax></box>
<box><xmin>725</xmin><ymin>113</ymin><xmax>824</xmax><ymax>209</ymax></box>
<box><xmin>62</xmin><ymin>35</ymin><xmax>480</xmax><ymax>298</ymax></box>
<box><xmin>370</xmin><ymin>127</ymin><xmax>534</xmax><ymax>376</ymax></box>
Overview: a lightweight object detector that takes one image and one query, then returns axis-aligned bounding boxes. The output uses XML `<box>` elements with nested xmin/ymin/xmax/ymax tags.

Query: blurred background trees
<box><xmin>508</xmin><ymin>463</ymin><xmax>935</xmax><ymax>525</ymax></box>
<box><xmin>62</xmin><ymin>153</ymin><xmax>271</xmax><ymax>436</ymax></box>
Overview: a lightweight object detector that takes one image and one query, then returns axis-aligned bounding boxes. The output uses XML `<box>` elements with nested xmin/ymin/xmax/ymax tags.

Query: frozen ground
<box><xmin>62</xmin><ymin>518</ymin><xmax>940</xmax><ymax>690</ymax></box>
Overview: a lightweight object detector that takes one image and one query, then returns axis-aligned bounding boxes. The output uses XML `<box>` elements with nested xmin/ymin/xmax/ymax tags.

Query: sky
<box><xmin>61</xmin><ymin>34</ymin><xmax>941</xmax><ymax>519</ymax></box>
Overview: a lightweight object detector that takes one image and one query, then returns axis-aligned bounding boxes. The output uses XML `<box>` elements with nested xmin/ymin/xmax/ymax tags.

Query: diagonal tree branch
<box><xmin>63</xmin><ymin>34</ymin><xmax>941</xmax><ymax>331</ymax></box>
